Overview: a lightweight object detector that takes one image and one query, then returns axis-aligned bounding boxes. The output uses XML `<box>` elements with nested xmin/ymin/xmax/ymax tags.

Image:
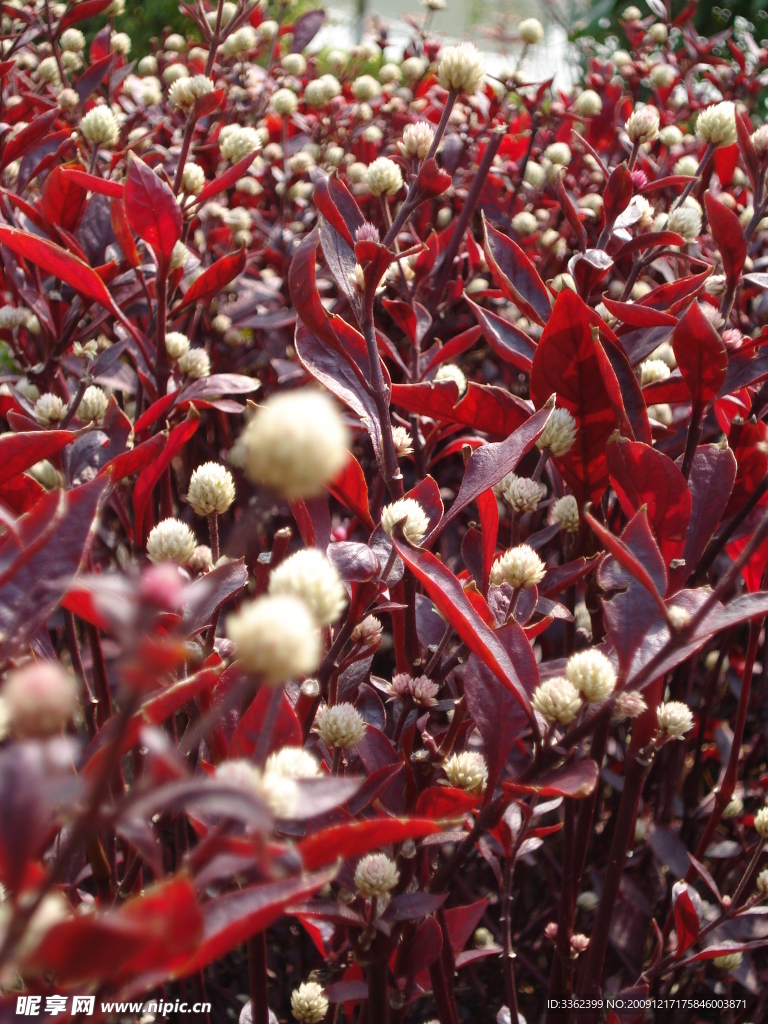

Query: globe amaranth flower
<box><xmin>518</xmin><ymin>18</ymin><xmax>544</xmax><ymax>44</ymax></box>
<box><xmin>387</xmin><ymin>672</ymin><xmax>439</xmax><ymax>706</ymax></box>
<box><xmin>60</xmin><ymin>28</ymin><xmax>85</xmax><ymax>51</ymax></box>
<box><xmin>163</xmin><ymin>63</ymin><xmax>189</xmax><ymax>86</ymax></box>
<box><xmin>271</xmin><ymin>87</ymin><xmax>298</xmax><ymax>116</ymax></box>
<box><xmin>34</xmin><ymin>393</ymin><xmax>66</xmax><ymax>425</ymax></box>
<box><xmin>575</xmin><ymin>89</ymin><xmax>602</xmax><ymax>117</ymax></box>
<box><xmin>544</xmin><ymin>142</ymin><xmax>572</xmax><ymax>166</ymax></box>
<box><xmin>612</xmin><ymin>690</ymin><xmax>647</xmax><ymax>721</ymax></box>
<box><xmin>434</xmin><ymin>362</ymin><xmax>468</xmax><ymax>395</ymax></box>
<box><xmin>511</xmin><ymin>211</ymin><xmax>538</xmax><ymax>237</ymax></box>
<box><xmin>399</xmin><ymin>121</ymin><xmax>435</xmax><ymax>159</ymax></box>
<box><xmin>282</xmin><ymin>53</ymin><xmax>306</xmax><ymax>76</ymax></box>
<box><xmin>366</xmin><ymin>157</ymin><xmax>403</xmax><ymax>197</ymax></box>
<box><xmin>551</xmin><ymin>494</ymin><xmax>580</xmax><ymax>533</ymax></box>
<box><xmin>169</xmin><ymin>73</ymin><xmax>214</xmax><ymax>108</ymax></box>
<box><xmin>314</xmin><ymin>702</ymin><xmax>366</xmax><ymax>749</ymax></box>
<box><xmin>77</xmin><ymin>385</ymin><xmax>108</xmax><ymax>424</ymax></box>
<box><xmin>656</xmin><ymin>700</ymin><xmax>694</xmax><ymax>739</ymax></box>
<box><xmin>640</xmin><ymin>358</ymin><xmax>671</xmax><ymax>385</ymax></box>
<box><xmin>177</xmin><ymin>348</ymin><xmax>210</xmax><ymax>379</ymax></box>
<box><xmin>354</xmin><ymin>853</ymin><xmax>400</xmax><ymax>898</ymax></box>
<box><xmin>351</xmin><ymin>615</ymin><xmax>382</xmax><ymax>645</ymax></box>
<box><xmin>696</xmin><ymin>101</ymin><xmax>737</xmax><ymax>148</ymax></box>
<box><xmin>215</xmin><ymin>758</ymin><xmax>299</xmax><ymax>818</ymax></box>
<box><xmin>437</xmin><ymin>42</ymin><xmax>486</xmax><ymax>94</ymax></box>
<box><xmin>667</xmin><ymin>604</ymin><xmax>691</xmax><ymax>631</ymax></box>
<box><xmin>268</xmin><ymin>548</ymin><xmax>347</xmax><ymax>626</ymax></box>
<box><xmin>1</xmin><ymin>661</ymin><xmax>77</xmax><ymax>738</ymax></box>
<box><xmin>352</xmin><ymin>74</ymin><xmax>381</xmax><ymax>101</ymax></box>
<box><xmin>265</xmin><ymin>746</ymin><xmax>320</xmax><ymax>779</ymax></box>
<box><xmin>291</xmin><ymin>982</ymin><xmax>329</xmax><ymax>1024</ymax></box>
<box><xmin>220</xmin><ymin>125</ymin><xmax>262</xmax><ymax>164</ymax></box>
<box><xmin>187</xmin><ymin>462</ymin><xmax>236</xmax><ymax>516</ymax></box>
<box><xmin>566</xmin><ymin>649</ymin><xmax>616</xmax><ymax>703</ymax></box>
<box><xmin>753</xmin><ymin>805</ymin><xmax>768</xmax><ymax>838</ymax></box>
<box><xmin>536</xmin><ymin>407</ymin><xmax>578</xmax><ymax>457</ymax></box>
<box><xmin>237</xmin><ymin>390</ymin><xmax>350</xmax><ymax>499</ymax></box>
<box><xmin>444</xmin><ymin>751</ymin><xmax>488</xmax><ymax>793</ymax></box>
<box><xmin>500</xmin><ymin>474</ymin><xmax>542</xmax><ymax>514</ymax></box>
<box><xmin>182</xmin><ymin>162</ymin><xmax>206</xmax><ymax>195</ymax></box>
<box><xmin>668</xmin><ymin>196</ymin><xmax>702</xmax><ymax>242</ymax></box>
<box><xmin>189</xmin><ymin>545</ymin><xmax>213</xmax><ymax>573</ymax></box>
<box><xmin>625</xmin><ymin>106</ymin><xmax>660</xmax><ymax>144</ymax></box>
<box><xmin>81</xmin><ymin>105</ymin><xmax>119</xmax><ymax>147</ymax></box>
<box><xmin>381</xmin><ymin>498</ymin><xmax>429</xmax><ymax>546</ymax></box>
<box><xmin>165</xmin><ymin>331</ymin><xmax>190</xmax><ymax>360</ymax></box>
<box><xmin>226</xmin><ymin>594</ymin><xmax>321</xmax><ymax>683</ymax></box>
<box><xmin>757</xmin><ymin>868</ymin><xmax>768</xmax><ymax>894</ymax></box>
<box><xmin>168</xmin><ymin>240</ymin><xmax>189</xmax><ymax>271</ymax></box>
<box><xmin>392</xmin><ymin>426</ymin><xmax>414</xmax><ymax>457</ymax></box>
<box><xmin>712</xmin><ymin>946</ymin><xmax>743</xmax><ymax>971</ymax></box>
<box><xmin>490</xmin><ymin>545</ymin><xmax>546</xmax><ymax>589</ymax></box>
<box><xmin>146</xmin><ymin>518</ymin><xmax>197</xmax><ymax>565</ymax></box>
<box><xmin>532</xmin><ymin>677</ymin><xmax>582</xmax><ymax>725</ymax></box>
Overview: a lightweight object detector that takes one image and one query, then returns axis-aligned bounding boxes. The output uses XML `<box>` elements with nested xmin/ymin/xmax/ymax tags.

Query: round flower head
<box><xmin>512</xmin><ymin>211</ymin><xmax>538</xmax><ymax>236</ymax></box>
<box><xmin>77</xmin><ymin>385</ymin><xmax>108</xmax><ymax>424</ymax></box>
<box><xmin>226</xmin><ymin>595</ymin><xmax>321</xmax><ymax>683</ymax></box>
<box><xmin>351</xmin><ymin>615</ymin><xmax>382</xmax><ymax>645</ymax></box>
<box><xmin>640</xmin><ymin>358</ymin><xmax>671</xmax><ymax>385</ymax></box>
<box><xmin>650</xmin><ymin>64</ymin><xmax>675</xmax><ymax>88</ymax></box>
<box><xmin>282</xmin><ymin>53</ymin><xmax>306</xmax><ymax>76</ymax></box>
<box><xmin>352</xmin><ymin>75</ymin><xmax>381</xmax><ymax>101</ymax></box>
<box><xmin>551</xmin><ymin>494</ymin><xmax>580</xmax><ymax>533</ymax></box>
<box><xmin>1</xmin><ymin>661</ymin><xmax>77</xmax><ymax>738</ymax></box>
<box><xmin>659</xmin><ymin>125</ymin><xmax>683</xmax><ymax>147</ymax></box>
<box><xmin>169</xmin><ymin>74</ymin><xmax>214</xmax><ymax>108</ymax></box>
<box><xmin>667</xmin><ymin>604</ymin><xmax>691</xmax><ymax>631</ymax></box>
<box><xmin>189</xmin><ymin>545</ymin><xmax>213</xmax><ymax>573</ymax></box>
<box><xmin>220</xmin><ymin>125</ymin><xmax>262</xmax><ymax>164</ymax></box>
<box><xmin>291</xmin><ymin>982</ymin><xmax>329</xmax><ymax>1024</ymax></box>
<box><xmin>146</xmin><ymin>518</ymin><xmax>197</xmax><ymax>565</ymax></box>
<box><xmin>354</xmin><ymin>853</ymin><xmax>400</xmax><ymax>898</ymax></box>
<box><xmin>314</xmin><ymin>702</ymin><xmax>366</xmax><ymax>750</ymax></box>
<box><xmin>169</xmin><ymin>240</ymin><xmax>188</xmax><ymax>272</ymax></box>
<box><xmin>366</xmin><ymin>157</ymin><xmax>403</xmax><ymax>197</ymax></box>
<box><xmin>656</xmin><ymin>700</ymin><xmax>694</xmax><ymax>739</ymax></box>
<box><xmin>625</xmin><ymin>106</ymin><xmax>660</xmax><ymax>144</ymax></box>
<box><xmin>238</xmin><ymin>390</ymin><xmax>350</xmax><ymax>499</ymax></box>
<box><xmin>532</xmin><ymin>677</ymin><xmax>582</xmax><ymax>725</ymax></box>
<box><xmin>34</xmin><ymin>393</ymin><xmax>66</xmax><ymax>425</ymax></box>
<box><xmin>392</xmin><ymin>426</ymin><xmax>414</xmax><ymax>457</ymax></box>
<box><xmin>60</xmin><ymin>28</ymin><xmax>85</xmax><ymax>52</ymax></box>
<box><xmin>566</xmin><ymin>649</ymin><xmax>616</xmax><ymax>703</ymax></box>
<box><xmin>163</xmin><ymin>63</ymin><xmax>189</xmax><ymax>86</ymax></box>
<box><xmin>536</xmin><ymin>408</ymin><xmax>578</xmax><ymax>457</ymax></box>
<box><xmin>265</xmin><ymin>746</ymin><xmax>320</xmax><ymax>779</ymax></box>
<box><xmin>518</xmin><ymin>18</ymin><xmax>544</xmax><ymax>45</ymax></box>
<box><xmin>444</xmin><ymin>751</ymin><xmax>488</xmax><ymax>793</ymax></box>
<box><xmin>81</xmin><ymin>105</ymin><xmax>119</xmax><ymax>147</ymax></box>
<box><xmin>271</xmin><ymin>87</ymin><xmax>298</xmax><ymax>116</ymax></box>
<box><xmin>399</xmin><ymin>121</ymin><xmax>436</xmax><ymax>160</ymax></box>
<box><xmin>668</xmin><ymin>197</ymin><xmax>702</xmax><ymax>242</ymax></box>
<box><xmin>490</xmin><ymin>545</ymin><xmax>546</xmax><ymax>589</ymax></box>
<box><xmin>500</xmin><ymin>474</ymin><xmax>542</xmax><ymax>513</ymax></box>
<box><xmin>722</xmin><ymin>794</ymin><xmax>743</xmax><ymax>819</ymax></box>
<box><xmin>177</xmin><ymin>348</ymin><xmax>210</xmax><ymax>379</ymax></box>
<box><xmin>751</xmin><ymin>124</ymin><xmax>768</xmax><ymax>157</ymax></box>
<box><xmin>712</xmin><ymin>947</ymin><xmax>743</xmax><ymax>971</ymax></box>
<box><xmin>165</xmin><ymin>331</ymin><xmax>190</xmax><ymax>360</ymax></box>
<box><xmin>575</xmin><ymin>89</ymin><xmax>602</xmax><ymax>117</ymax></box>
<box><xmin>268</xmin><ymin>548</ymin><xmax>347</xmax><ymax>626</ymax></box>
<box><xmin>753</xmin><ymin>806</ymin><xmax>768</xmax><ymax>838</ymax></box>
<box><xmin>187</xmin><ymin>462</ymin><xmax>236</xmax><ymax>516</ymax></box>
<box><xmin>438</xmin><ymin>42</ymin><xmax>486</xmax><ymax>94</ymax></box>
<box><xmin>696</xmin><ymin>101</ymin><xmax>737</xmax><ymax>148</ymax></box>
<box><xmin>182</xmin><ymin>163</ymin><xmax>206</xmax><ymax>195</ymax></box>
<box><xmin>757</xmin><ymin>868</ymin><xmax>768</xmax><ymax>894</ymax></box>
<box><xmin>381</xmin><ymin>498</ymin><xmax>429</xmax><ymax>546</ymax></box>
<box><xmin>434</xmin><ymin>362</ymin><xmax>468</xmax><ymax>395</ymax></box>
<box><xmin>612</xmin><ymin>690</ymin><xmax>647</xmax><ymax>721</ymax></box>
<box><xmin>544</xmin><ymin>142</ymin><xmax>572</xmax><ymax>166</ymax></box>
<box><xmin>388</xmin><ymin>672</ymin><xmax>439</xmax><ymax>706</ymax></box>
<box><xmin>304</xmin><ymin>80</ymin><xmax>328</xmax><ymax>108</ymax></box>
<box><xmin>402</xmin><ymin>56</ymin><xmax>426</xmax><ymax>82</ymax></box>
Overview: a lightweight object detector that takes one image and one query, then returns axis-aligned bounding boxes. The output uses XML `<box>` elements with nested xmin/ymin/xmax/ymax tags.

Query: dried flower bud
<box><xmin>657</xmin><ymin>700</ymin><xmax>694</xmax><ymax>739</ymax></box>
<box><xmin>1</xmin><ymin>661</ymin><xmax>77</xmax><ymax>738</ymax></box>
<box><xmin>532</xmin><ymin>677</ymin><xmax>582</xmax><ymax>724</ymax></box>
<box><xmin>291</xmin><ymin>982</ymin><xmax>329</xmax><ymax>1024</ymax></box>
<box><xmin>354</xmin><ymin>853</ymin><xmax>400</xmax><ymax>897</ymax></box>
<box><xmin>518</xmin><ymin>18</ymin><xmax>544</xmax><ymax>45</ymax></box>
<box><xmin>444</xmin><ymin>751</ymin><xmax>488</xmax><ymax>793</ymax></box>
<box><xmin>381</xmin><ymin>498</ymin><xmax>429</xmax><ymax>545</ymax></box>
<box><xmin>490</xmin><ymin>545</ymin><xmax>546</xmax><ymax>589</ymax></box>
<box><xmin>625</xmin><ymin>106</ymin><xmax>660</xmax><ymax>144</ymax></box>
<box><xmin>536</xmin><ymin>407</ymin><xmax>578</xmax><ymax>457</ymax></box>
<box><xmin>366</xmin><ymin>157</ymin><xmax>403</xmax><ymax>197</ymax></box>
<box><xmin>187</xmin><ymin>462</ymin><xmax>236</xmax><ymax>516</ymax></box>
<box><xmin>81</xmin><ymin>105</ymin><xmax>119</xmax><ymax>147</ymax></box>
<box><xmin>438</xmin><ymin>42</ymin><xmax>486</xmax><ymax>94</ymax></box>
<box><xmin>696</xmin><ymin>101</ymin><xmax>737</xmax><ymax>148</ymax></box>
<box><xmin>226</xmin><ymin>595</ymin><xmax>321</xmax><ymax>683</ymax></box>
<box><xmin>314</xmin><ymin>702</ymin><xmax>366</xmax><ymax>749</ymax></box>
<box><xmin>237</xmin><ymin>390</ymin><xmax>350</xmax><ymax>499</ymax></box>
<box><xmin>268</xmin><ymin>548</ymin><xmax>347</xmax><ymax>626</ymax></box>
<box><xmin>566</xmin><ymin>650</ymin><xmax>616</xmax><ymax>703</ymax></box>
<box><xmin>146</xmin><ymin>518</ymin><xmax>197</xmax><ymax>565</ymax></box>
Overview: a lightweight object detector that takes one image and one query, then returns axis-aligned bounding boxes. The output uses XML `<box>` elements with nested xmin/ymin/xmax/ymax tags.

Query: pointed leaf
<box><xmin>124</xmin><ymin>154</ymin><xmax>182</xmax><ymax>266</ymax></box>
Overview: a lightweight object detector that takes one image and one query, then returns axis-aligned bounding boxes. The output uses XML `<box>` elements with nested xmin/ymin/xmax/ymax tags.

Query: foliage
<box><xmin>1</xmin><ymin>2</ymin><xmax>768</xmax><ymax>1024</ymax></box>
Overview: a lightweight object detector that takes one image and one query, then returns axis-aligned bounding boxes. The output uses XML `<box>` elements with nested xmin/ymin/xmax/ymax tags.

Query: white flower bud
<box><xmin>754</xmin><ymin>805</ymin><xmax>768</xmax><ymax>838</ymax></box>
<box><xmin>163</xmin><ymin>63</ymin><xmax>189</xmax><ymax>85</ymax></box>
<box><xmin>110</xmin><ymin>32</ymin><xmax>131</xmax><ymax>56</ymax></box>
<box><xmin>381</xmin><ymin>498</ymin><xmax>429</xmax><ymax>545</ymax></box>
<box><xmin>722</xmin><ymin>794</ymin><xmax>743</xmax><ymax>819</ymax></box>
<box><xmin>146</xmin><ymin>518</ymin><xmax>197</xmax><ymax>565</ymax></box>
<box><xmin>351</xmin><ymin>615</ymin><xmax>382</xmax><ymax>645</ymax></box>
<box><xmin>60</xmin><ymin>28</ymin><xmax>85</xmax><ymax>52</ymax></box>
<box><xmin>304</xmin><ymin>79</ymin><xmax>328</xmax><ymax>108</ymax></box>
<box><xmin>0</xmin><ymin>306</ymin><xmax>31</xmax><ymax>329</ymax></box>
<box><xmin>38</xmin><ymin>56</ymin><xmax>61</xmax><ymax>84</ymax></box>
<box><xmin>577</xmin><ymin>891</ymin><xmax>599</xmax><ymax>911</ymax></box>
<box><xmin>77</xmin><ymin>385</ymin><xmax>108</xmax><ymax>424</ymax></box>
<box><xmin>438</xmin><ymin>42</ymin><xmax>486</xmax><ymax>94</ymax></box>
<box><xmin>657</xmin><ymin>700</ymin><xmax>694</xmax><ymax>739</ymax></box>
<box><xmin>352</xmin><ymin>75</ymin><xmax>381</xmax><ymax>101</ymax></box>
<box><xmin>673</xmin><ymin>154</ymin><xmax>699</xmax><ymax>176</ymax></box>
<box><xmin>500</xmin><ymin>474</ymin><xmax>542</xmax><ymax>513</ymax></box>
<box><xmin>34</xmin><ymin>393</ymin><xmax>66</xmax><ymax>425</ymax></box>
<box><xmin>434</xmin><ymin>362</ymin><xmax>467</xmax><ymax>395</ymax></box>
<box><xmin>399</xmin><ymin>121</ymin><xmax>435</xmax><ymax>159</ymax></box>
<box><xmin>138</xmin><ymin>55</ymin><xmax>157</xmax><ymax>75</ymax></box>
<box><xmin>257</xmin><ymin>20</ymin><xmax>278</xmax><ymax>41</ymax></box>
<box><xmin>187</xmin><ymin>462</ymin><xmax>236</xmax><ymax>516</ymax></box>
<box><xmin>265</xmin><ymin>746</ymin><xmax>320</xmax><ymax>779</ymax></box>
<box><xmin>169</xmin><ymin>73</ymin><xmax>214</xmax><ymax>108</ymax></box>
<box><xmin>650</xmin><ymin>64</ymin><xmax>675</xmax><ymax>88</ymax></box>
<box><xmin>268</xmin><ymin>548</ymin><xmax>347</xmax><ymax>626</ymax></box>
<box><xmin>667</xmin><ymin>604</ymin><xmax>691</xmax><ymax>630</ymax></box>
<box><xmin>366</xmin><ymin>157</ymin><xmax>403</xmax><ymax>197</ymax></box>
<box><xmin>612</xmin><ymin>690</ymin><xmax>647</xmax><ymax>721</ymax></box>
<box><xmin>291</xmin><ymin>982</ymin><xmax>329</xmax><ymax>1024</ymax></box>
<box><xmin>220</xmin><ymin>125</ymin><xmax>262</xmax><ymax>164</ymax></box>
<box><xmin>626</xmin><ymin>106</ymin><xmax>660</xmax><ymax>144</ymax></box>
<box><xmin>490</xmin><ymin>545</ymin><xmax>546</xmax><ymax>589</ymax></box>
<box><xmin>28</xmin><ymin>459</ymin><xmax>59</xmax><ymax>489</ymax></box>
<box><xmin>237</xmin><ymin>390</ymin><xmax>350</xmax><ymax>499</ymax></box>
<box><xmin>392</xmin><ymin>426</ymin><xmax>414</xmax><ymax>457</ymax></box>
<box><xmin>444</xmin><ymin>751</ymin><xmax>487</xmax><ymax>792</ymax></box>
<box><xmin>139</xmin><ymin>77</ymin><xmax>162</xmax><ymax>105</ymax></box>
<box><xmin>696</xmin><ymin>101</ymin><xmax>737</xmax><ymax>148</ymax></box>
<box><xmin>271</xmin><ymin>87</ymin><xmax>299</xmax><ymax>115</ymax></box>
<box><xmin>165</xmin><ymin>33</ymin><xmax>186</xmax><ymax>52</ymax></box>
<box><xmin>511</xmin><ymin>211</ymin><xmax>538</xmax><ymax>236</ymax></box>
<box><xmin>314</xmin><ymin>702</ymin><xmax>366</xmax><ymax>749</ymax></box>
<box><xmin>756</xmin><ymin>868</ymin><xmax>768</xmax><ymax>893</ymax></box>
<box><xmin>668</xmin><ymin>196</ymin><xmax>702</xmax><ymax>242</ymax></box>
<box><xmin>536</xmin><ymin>407</ymin><xmax>578</xmax><ymax>457</ymax></box>
<box><xmin>566</xmin><ymin>650</ymin><xmax>616</xmax><ymax>703</ymax></box>
<box><xmin>751</xmin><ymin>125</ymin><xmax>768</xmax><ymax>157</ymax></box>
<box><xmin>169</xmin><ymin>240</ymin><xmax>188</xmax><ymax>272</ymax></box>
<box><xmin>388</xmin><ymin>672</ymin><xmax>439</xmax><ymax>706</ymax></box>
<box><xmin>524</xmin><ymin>161</ymin><xmax>546</xmax><ymax>188</ymax></box>
<box><xmin>640</xmin><ymin>358</ymin><xmax>671</xmax><ymax>385</ymax></box>
<box><xmin>544</xmin><ymin>142</ymin><xmax>572</xmax><ymax>166</ymax></box>
<box><xmin>355</xmin><ymin>853</ymin><xmax>400</xmax><ymax>897</ymax></box>
<box><xmin>659</xmin><ymin>125</ymin><xmax>683</xmax><ymax>147</ymax></box>
<box><xmin>189</xmin><ymin>545</ymin><xmax>213</xmax><ymax>573</ymax></box>
<box><xmin>551</xmin><ymin>494</ymin><xmax>579</xmax><ymax>533</ymax></box>
<box><xmin>380</xmin><ymin>62</ymin><xmax>401</xmax><ymax>84</ymax></box>
<box><xmin>712</xmin><ymin>947</ymin><xmax>743</xmax><ymax>970</ymax></box>
<box><xmin>575</xmin><ymin>89</ymin><xmax>602</xmax><ymax>117</ymax></box>
<box><xmin>177</xmin><ymin>348</ymin><xmax>210</xmax><ymax>379</ymax></box>
<box><xmin>282</xmin><ymin>53</ymin><xmax>306</xmax><ymax>76</ymax></box>
<box><xmin>205</xmin><ymin>3</ymin><xmax>236</xmax><ymax>29</ymax></box>
<box><xmin>81</xmin><ymin>105</ymin><xmax>119</xmax><ymax>147</ymax></box>
<box><xmin>165</xmin><ymin>331</ymin><xmax>190</xmax><ymax>360</ymax></box>
<box><xmin>518</xmin><ymin>18</ymin><xmax>544</xmax><ymax>45</ymax></box>
<box><xmin>402</xmin><ymin>56</ymin><xmax>426</xmax><ymax>82</ymax></box>
<box><xmin>532</xmin><ymin>677</ymin><xmax>582</xmax><ymax>724</ymax></box>
<box><xmin>1</xmin><ymin>661</ymin><xmax>77</xmax><ymax>738</ymax></box>
<box><xmin>226</xmin><ymin>595</ymin><xmax>321</xmax><ymax>683</ymax></box>
<box><xmin>182</xmin><ymin>162</ymin><xmax>206</xmax><ymax>195</ymax></box>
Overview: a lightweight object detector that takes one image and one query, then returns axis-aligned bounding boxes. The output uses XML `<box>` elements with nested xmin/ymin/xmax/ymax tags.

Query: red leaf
<box><xmin>41</xmin><ymin>162</ymin><xmax>88</xmax><ymax>232</ymax></box>
<box><xmin>133</xmin><ymin>415</ymin><xmax>200</xmax><ymax>544</ymax></box>
<box><xmin>0</xmin><ymin>429</ymin><xmax>77</xmax><ymax>485</ymax></box>
<box><xmin>59</xmin><ymin>0</ymin><xmax>114</xmax><ymax>30</ymax></box>
<box><xmin>326</xmin><ymin>452</ymin><xmax>374</xmax><ymax>528</ymax></box>
<box><xmin>482</xmin><ymin>217</ymin><xmax>551</xmax><ymax>326</ymax></box>
<box><xmin>600</xmin><ymin>296</ymin><xmax>677</xmax><ymax>328</ymax></box>
<box><xmin>392</xmin><ymin>539</ymin><xmax>536</xmax><ymax>729</ymax></box>
<box><xmin>704</xmin><ymin>192</ymin><xmax>747</xmax><ymax>290</ymax></box>
<box><xmin>314</xmin><ymin>174</ymin><xmax>364</xmax><ymax>247</ymax></box>
<box><xmin>230</xmin><ymin>688</ymin><xmax>301</xmax><ymax>759</ymax></box>
<box><xmin>465</xmin><ymin>296</ymin><xmax>536</xmax><ymax>372</ymax></box>
<box><xmin>0</xmin><ymin>109</ymin><xmax>58</xmax><ymax>170</ymax></box>
<box><xmin>735</xmin><ymin>109</ymin><xmax>760</xmax><ymax>189</ymax></box>
<box><xmin>391</xmin><ymin>381</ymin><xmax>530</xmax><ymax>439</ymax></box>
<box><xmin>555</xmin><ymin>171</ymin><xmax>588</xmax><ymax>252</ymax></box>
<box><xmin>124</xmin><ymin>154</ymin><xmax>182</xmax><ymax>267</ymax></box>
<box><xmin>602</xmin><ymin>162</ymin><xmax>633</xmax><ymax>230</ymax></box>
<box><xmin>529</xmin><ymin>289</ymin><xmax>623</xmax><ymax>504</ymax></box>
<box><xmin>607</xmin><ymin>434</ymin><xmax>692</xmax><ymax>565</ymax></box>
<box><xmin>298</xmin><ymin>819</ymin><xmax>440</xmax><ymax>871</ymax></box>
<box><xmin>111</xmin><ymin>196</ymin><xmax>141</xmax><ymax>268</ymax></box>
<box><xmin>502</xmin><ymin>759</ymin><xmax>599</xmax><ymax>798</ymax></box>
<box><xmin>586</xmin><ymin>506</ymin><xmax>668</xmax><ymax>604</ymax></box>
<box><xmin>59</xmin><ymin>167</ymin><xmax>124</xmax><ymax>199</ymax></box>
<box><xmin>194</xmin><ymin>151</ymin><xmax>258</xmax><ymax>205</ymax></box>
<box><xmin>673</xmin><ymin>890</ymin><xmax>700</xmax><ymax>958</ymax></box>
<box><xmin>415</xmin><ymin>786</ymin><xmax>478</xmax><ymax>820</ymax></box>
<box><xmin>671</xmin><ymin>300</ymin><xmax>728</xmax><ymax>408</ymax></box>
<box><xmin>173</xmin><ymin>248</ymin><xmax>247</xmax><ymax>314</ymax></box>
